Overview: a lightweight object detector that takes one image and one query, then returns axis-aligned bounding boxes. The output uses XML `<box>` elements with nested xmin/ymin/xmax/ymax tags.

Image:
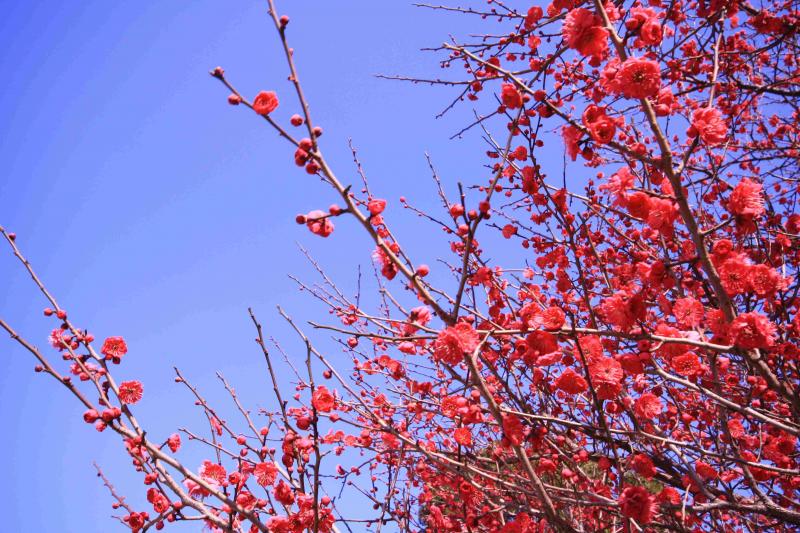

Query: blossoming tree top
<box><xmin>2</xmin><ymin>0</ymin><xmax>800</xmax><ymax>531</ymax></box>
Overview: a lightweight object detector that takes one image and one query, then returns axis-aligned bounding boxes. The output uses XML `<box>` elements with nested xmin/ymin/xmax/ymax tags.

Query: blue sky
<box><xmin>0</xmin><ymin>1</ymin><xmax>509</xmax><ymax>530</ymax></box>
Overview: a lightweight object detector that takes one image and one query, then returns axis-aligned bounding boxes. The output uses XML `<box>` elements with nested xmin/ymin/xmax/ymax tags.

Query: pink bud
<box><xmin>449</xmin><ymin>204</ymin><xmax>465</xmax><ymax>217</ymax></box>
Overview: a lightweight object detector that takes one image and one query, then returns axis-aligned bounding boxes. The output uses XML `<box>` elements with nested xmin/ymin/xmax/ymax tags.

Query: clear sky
<box><xmin>0</xmin><ymin>2</ymin><xmax>525</xmax><ymax>530</ymax></box>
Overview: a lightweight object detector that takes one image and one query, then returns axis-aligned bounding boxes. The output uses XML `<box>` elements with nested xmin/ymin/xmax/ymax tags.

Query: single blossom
<box><xmin>688</xmin><ymin>107</ymin><xmax>727</xmax><ymax>146</ymax></box>
<box><xmin>367</xmin><ymin>198</ymin><xmax>387</xmax><ymax>216</ymax></box>
<box><xmin>672</xmin><ymin>297</ymin><xmax>704</xmax><ymax>328</ymax></box>
<box><xmin>540</xmin><ymin>306</ymin><xmax>566</xmax><ymax>330</ymax></box>
<box><xmin>626</xmin><ymin>191</ymin><xmax>651</xmax><ymax>220</ymax></box>
<box><xmin>747</xmin><ymin>264</ymin><xmax>782</xmax><ymax>297</ymax></box>
<box><xmin>671</xmin><ymin>352</ymin><xmax>701</xmax><ymax>376</ymax></box>
<box><xmin>254</xmin><ymin>462</ymin><xmax>278</xmax><ymax>486</ymax></box>
<box><xmin>409</xmin><ymin>305</ymin><xmax>432</xmax><ymax>326</ymax></box>
<box><xmin>730</xmin><ymin>312</ymin><xmax>776</xmax><ymax>349</ymax></box>
<box><xmin>619</xmin><ymin>485</ymin><xmax>655</xmax><ymax>524</ymax></box>
<box><xmin>500</xmin><ymin>83</ymin><xmax>523</xmax><ymax>109</ymax></box>
<box><xmin>525</xmin><ymin>330</ymin><xmax>559</xmax><ymax>359</ymax></box>
<box><xmin>589</xmin><ymin>357</ymin><xmax>624</xmax><ymax>400</ymax></box>
<box><xmin>727</xmin><ymin>178</ymin><xmax>765</xmax><ymax>217</ymax></box>
<box><xmin>695</xmin><ymin>460</ymin><xmax>719</xmax><ymax>481</ymax></box>
<box><xmin>555</xmin><ymin>368</ymin><xmax>589</xmax><ymax>395</ymax></box>
<box><xmin>252</xmin><ymin>90</ymin><xmax>279</xmax><ymax>115</ymax></box>
<box><xmin>198</xmin><ymin>460</ymin><xmax>227</xmax><ymax>487</ymax></box>
<box><xmin>101</xmin><ymin>336</ymin><xmax>128</xmax><ymax>359</ymax></box>
<box><xmin>118</xmin><ymin>380</ymin><xmax>143</xmax><ymax>404</ymax></box>
<box><xmin>167</xmin><ymin>433</ymin><xmax>181</xmax><ymax>453</ymax></box>
<box><xmin>718</xmin><ymin>256</ymin><xmax>751</xmax><ymax>296</ymax></box>
<box><xmin>616</xmin><ymin>57</ymin><xmax>661</xmax><ymax>99</ymax></box>
<box><xmin>48</xmin><ymin>328</ymin><xmax>70</xmax><ymax>350</ymax></box>
<box><xmin>524</xmin><ymin>6</ymin><xmax>543</xmax><ymax>29</ymax></box>
<box><xmin>599</xmin><ymin>293</ymin><xmax>644</xmax><ymax>332</ymax></box>
<box><xmin>634</xmin><ymin>392</ymin><xmax>662</xmax><ymax>419</ymax></box>
<box><xmin>646</xmin><ymin>197</ymin><xmax>678</xmax><ymax>235</ymax></box>
<box><xmin>433</xmin><ymin>323</ymin><xmax>480</xmax><ymax>365</ymax></box>
<box><xmin>312</xmin><ymin>385</ymin><xmax>336</xmax><ymax>412</ymax></box>
<box><xmin>453</xmin><ymin>426</ymin><xmax>473</xmax><ymax>446</ymax></box>
<box><xmin>630</xmin><ymin>454</ymin><xmax>657</xmax><ymax>479</ymax></box>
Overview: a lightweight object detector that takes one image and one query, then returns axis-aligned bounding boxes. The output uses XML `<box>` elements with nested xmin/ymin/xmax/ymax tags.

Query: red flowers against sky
<box><xmin>5</xmin><ymin>0</ymin><xmax>800</xmax><ymax>530</ymax></box>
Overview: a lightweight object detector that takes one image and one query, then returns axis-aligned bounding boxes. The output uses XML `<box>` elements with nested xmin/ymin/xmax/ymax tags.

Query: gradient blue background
<box><xmin>0</xmin><ymin>2</ymin><xmax>516</xmax><ymax>531</ymax></box>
